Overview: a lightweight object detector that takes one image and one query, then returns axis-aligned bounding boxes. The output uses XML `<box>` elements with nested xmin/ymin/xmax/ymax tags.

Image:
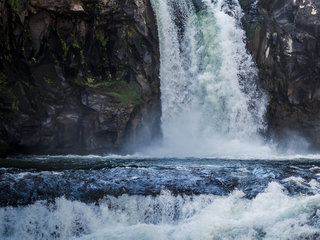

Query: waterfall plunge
<box><xmin>149</xmin><ymin>0</ymin><xmax>270</xmax><ymax>157</ymax></box>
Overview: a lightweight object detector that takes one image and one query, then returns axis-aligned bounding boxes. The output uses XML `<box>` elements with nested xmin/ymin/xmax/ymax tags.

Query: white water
<box><xmin>149</xmin><ymin>0</ymin><xmax>269</xmax><ymax>158</ymax></box>
<box><xmin>1</xmin><ymin>183</ymin><xmax>320</xmax><ymax>239</ymax></box>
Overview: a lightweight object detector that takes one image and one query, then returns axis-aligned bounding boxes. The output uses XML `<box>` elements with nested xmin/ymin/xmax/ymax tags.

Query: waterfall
<box><xmin>150</xmin><ymin>0</ymin><xmax>268</xmax><ymax>157</ymax></box>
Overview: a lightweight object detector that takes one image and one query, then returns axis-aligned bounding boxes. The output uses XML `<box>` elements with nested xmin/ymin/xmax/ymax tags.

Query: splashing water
<box><xmin>2</xmin><ymin>184</ymin><xmax>320</xmax><ymax>240</ymax></box>
<box><xmin>2</xmin><ymin>154</ymin><xmax>320</xmax><ymax>239</ymax></box>
<box><xmin>149</xmin><ymin>0</ymin><xmax>269</xmax><ymax>157</ymax></box>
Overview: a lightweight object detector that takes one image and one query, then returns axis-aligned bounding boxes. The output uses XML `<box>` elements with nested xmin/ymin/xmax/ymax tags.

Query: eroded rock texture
<box><xmin>0</xmin><ymin>0</ymin><xmax>161</xmax><ymax>155</ymax></box>
<box><xmin>241</xmin><ymin>0</ymin><xmax>320</xmax><ymax>150</ymax></box>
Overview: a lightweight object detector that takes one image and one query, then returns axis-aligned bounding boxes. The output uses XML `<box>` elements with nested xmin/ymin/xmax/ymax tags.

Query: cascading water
<box><xmin>150</xmin><ymin>0</ymin><xmax>269</xmax><ymax>157</ymax></box>
<box><xmin>2</xmin><ymin>1</ymin><xmax>320</xmax><ymax>239</ymax></box>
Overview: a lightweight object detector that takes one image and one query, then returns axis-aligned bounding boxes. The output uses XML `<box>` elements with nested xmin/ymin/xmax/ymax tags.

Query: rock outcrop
<box><xmin>0</xmin><ymin>0</ymin><xmax>161</xmax><ymax>155</ymax></box>
<box><xmin>241</xmin><ymin>0</ymin><xmax>320</xmax><ymax>150</ymax></box>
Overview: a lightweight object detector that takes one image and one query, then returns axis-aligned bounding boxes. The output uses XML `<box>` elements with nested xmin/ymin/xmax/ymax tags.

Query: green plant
<box><xmin>7</xmin><ymin>0</ymin><xmax>19</xmax><ymax>16</ymax></box>
<box><xmin>0</xmin><ymin>72</ymin><xmax>7</xmax><ymax>86</ymax></box>
<box><xmin>80</xmin><ymin>50</ymin><xmax>86</xmax><ymax>66</ymax></box>
<box><xmin>44</xmin><ymin>77</ymin><xmax>54</xmax><ymax>86</ymax></box>
<box><xmin>24</xmin><ymin>27</ymin><xmax>31</xmax><ymax>39</ymax></box>
<box><xmin>12</xmin><ymin>99</ymin><xmax>19</xmax><ymax>111</ymax></box>
<box><xmin>0</xmin><ymin>86</ymin><xmax>19</xmax><ymax>111</ymax></box>
<box><xmin>142</xmin><ymin>43</ymin><xmax>148</xmax><ymax>50</ymax></box>
<box><xmin>71</xmin><ymin>39</ymin><xmax>80</xmax><ymax>49</ymax></box>
<box><xmin>87</xmin><ymin>77</ymin><xmax>94</xmax><ymax>84</ymax></box>
<box><xmin>0</xmin><ymin>72</ymin><xmax>7</xmax><ymax>80</ymax></box>
<box><xmin>55</xmin><ymin>29</ymin><xmax>69</xmax><ymax>61</ymax></box>
<box><xmin>97</xmin><ymin>32</ymin><xmax>108</xmax><ymax>47</ymax></box>
<box><xmin>84</xmin><ymin>2</ymin><xmax>103</xmax><ymax>11</ymax></box>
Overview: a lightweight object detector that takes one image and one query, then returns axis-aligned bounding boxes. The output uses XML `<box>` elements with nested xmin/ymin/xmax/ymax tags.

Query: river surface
<box><xmin>2</xmin><ymin>155</ymin><xmax>320</xmax><ymax>239</ymax></box>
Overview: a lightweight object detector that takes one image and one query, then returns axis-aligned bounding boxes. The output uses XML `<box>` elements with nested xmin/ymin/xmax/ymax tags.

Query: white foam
<box><xmin>1</xmin><ymin>183</ymin><xmax>320</xmax><ymax>239</ymax></box>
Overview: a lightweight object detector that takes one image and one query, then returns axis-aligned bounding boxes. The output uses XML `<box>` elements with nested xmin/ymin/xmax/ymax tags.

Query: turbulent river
<box><xmin>2</xmin><ymin>155</ymin><xmax>320</xmax><ymax>239</ymax></box>
<box><xmin>1</xmin><ymin>0</ymin><xmax>319</xmax><ymax>239</ymax></box>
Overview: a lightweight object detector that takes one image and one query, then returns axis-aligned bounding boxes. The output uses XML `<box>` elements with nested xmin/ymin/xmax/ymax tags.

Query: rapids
<box><xmin>2</xmin><ymin>156</ymin><xmax>320</xmax><ymax>239</ymax></box>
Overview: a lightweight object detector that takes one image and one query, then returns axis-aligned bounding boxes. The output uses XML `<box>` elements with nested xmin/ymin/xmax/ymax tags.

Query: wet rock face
<box><xmin>0</xmin><ymin>0</ymin><xmax>161</xmax><ymax>155</ymax></box>
<box><xmin>241</xmin><ymin>0</ymin><xmax>320</xmax><ymax>150</ymax></box>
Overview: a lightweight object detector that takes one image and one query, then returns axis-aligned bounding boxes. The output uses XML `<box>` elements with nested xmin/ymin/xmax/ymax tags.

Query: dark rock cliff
<box><xmin>2</xmin><ymin>0</ymin><xmax>320</xmax><ymax>156</ymax></box>
<box><xmin>241</xmin><ymin>0</ymin><xmax>320</xmax><ymax>150</ymax></box>
<box><xmin>0</xmin><ymin>0</ymin><xmax>161</xmax><ymax>155</ymax></box>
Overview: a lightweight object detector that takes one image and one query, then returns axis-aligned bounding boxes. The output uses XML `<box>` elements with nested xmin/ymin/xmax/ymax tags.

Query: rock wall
<box><xmin>241</xmin><ymin>0</ymin><xmax>320</xmax><ymax>150</ymax></box>
<box><xmin>0</xmin><ymin>0</ymin><xmax>161</xmax><ymax>155</ymax></box>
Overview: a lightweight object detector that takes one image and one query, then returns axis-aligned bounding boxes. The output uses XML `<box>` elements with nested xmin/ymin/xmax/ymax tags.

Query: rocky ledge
<box><xmin>241</xmin><ymin>0</ymin><xmax>320</xmax><ymax>151</ymax></box>
<box><xmin>0</xmin><ymin>0</ymin><xmax>161</xmax><ymax>155</ymax></box>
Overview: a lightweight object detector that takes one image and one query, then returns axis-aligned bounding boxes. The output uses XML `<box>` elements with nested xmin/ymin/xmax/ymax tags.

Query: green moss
<box><xmin>11</xmin><ymin>99</ymin><xmax>19</xmax><ymax>111</ymax></box>
<box><xmin>142</xmin><ymin>43</ymin><xmax>148</xmax><ymax>50</ymax></box>
<box><xmin>55</xmin><ymin>29</ymin><xmax>69</xmax><ymax>61</ymax></box>
<box><xmin>80</xmin><ymin>50</ymin><xmax>86</xmax><ymax>66</ymax></box>
<box><xmin>108</xmin><ymin>81</ymin><xmax>142</xmax><ymax>107</ymax></box>
<box><xmin>126</xmin><ymin>25</ymin><xmax>138</xmax><ymax>37</ymax></box>
<box><xmin>97</xmin><ymin>32</ymin><xmax>108</xmax><ymax>47</ymax></box>
<box><xmin>28</xmin><ymin>57</ymin><xmax>37</xmax><ymax>66</ymax></box>
<box><xmin>71</xmin><ymin>39</ymin><xmax>80</xmax><ymax>49</ymax></box>
<box><xmin>7</xmin><ymin>0</ymin><xmax>19</xmax><ymax>16</ymax></box>
<box><xmin>24</xmin><ymin>26</ymin><xmax>31</xmax><ymax>39</ymax></box>
<box><xmin>61</xmin><ymin>41</ymin><xmax>69</xmax><ymax>61</ymax></box>
<box><xmin>83</xmin><ymin>2</ymin><xmax>103</xmax><ymax>11</ymax></box>
<box><xmin>4</xmin><ymin>54</ymin><xmax>12</xmax><ymax>64</ymax></box>
<box><xmin>74</xmin><ymin>77</ymin><xmax>142</xmax><ymax>107</ymax></box>
<box><xmin>0</xmin><ymin>86</ymin><xmax>19</xmax><ymax>111</ymax></box>
<box><xmin>87</xmin><ymin>77</ymin><xmax>94</xmax><ymax>84</ymax></box>
<box><xmin>124</xmin><ymin>39</ymin><xmax>133</xmax><ymax>54</ymax></box>
<box><xmin>115</xmin><ymin>67</ymin><xmax>128</xmax><ymax>81</ymax></box>
<box><xmin>0</xmin><ymin>72</ymin><xmax>7</xmax><ymax>86</ymax></box>
<box><xmin>44</xmin><ymin>77</ymin><xmax>54</xmax><ymax>86</ymax></box>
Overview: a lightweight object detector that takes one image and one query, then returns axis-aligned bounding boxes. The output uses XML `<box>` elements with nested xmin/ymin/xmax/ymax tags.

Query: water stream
<box><xmin>148</xmin><ymin>0</ymin><xmax>269</xmax><ymax>158</ymax></box>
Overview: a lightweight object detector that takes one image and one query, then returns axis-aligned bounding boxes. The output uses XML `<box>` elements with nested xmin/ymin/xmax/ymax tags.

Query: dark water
<box><xmin>2</xmin><ymin>155</ymin><xmax>320</xmax><ymax>239</ymax></box>
<box><xmin>1</xmin><ymin>155</ymin><xmax>320</xmax><ymax>207</ymax></box>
